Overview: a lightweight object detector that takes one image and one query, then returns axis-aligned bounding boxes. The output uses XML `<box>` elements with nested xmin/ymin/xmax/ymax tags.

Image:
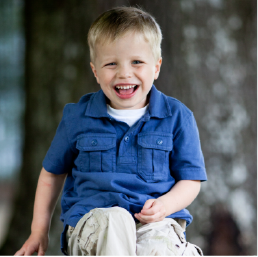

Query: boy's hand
<box><xmin>134</xmin><ymin>180</ymin><xmax>201</xmax><ymax>225</ymax></box>
<box><xmin>134</xmin><ymin>199</ymin><xmax>167</xmax><ymax>224</ymax></box>
<box><xmin>14</xmin><ymin>231</ymin><xmax>48</xmax><ymax>256</ymax></box>
<box><xmin>14</xmin><ymin>168</ymin><xmax>67</xmax><ymax>256</ymax></box>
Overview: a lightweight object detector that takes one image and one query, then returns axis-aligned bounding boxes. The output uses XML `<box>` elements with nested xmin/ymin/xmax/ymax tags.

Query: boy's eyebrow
<box><xmin>100</xmin><ymin>58</ymin><xmax>116</xmax><ymax>66</ymax></box>
<box><xmin>130</xmin><ymin>55</ymin><xmax>145</xmax><ymax>59</ymax></box>
<box><xmin>101</xmin><ymin>55</ymin><xmax>146</xmax><ymax>61</ymax></box>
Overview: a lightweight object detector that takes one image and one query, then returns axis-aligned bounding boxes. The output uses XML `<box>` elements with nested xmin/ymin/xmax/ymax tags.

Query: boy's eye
<box><xmin>132</xmin><ymin>60</ymin><xmax>142</xmax><ymax>64</ymax></box>
<box><xmin>105</xmin><ymin>62</ymin><xmax>116</xmax><ymax>66</ymax></box>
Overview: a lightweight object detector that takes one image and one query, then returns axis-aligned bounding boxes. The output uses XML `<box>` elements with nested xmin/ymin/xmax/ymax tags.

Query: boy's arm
<box><xmin>15</xmin><ymin>167</ymin><xmax>67</xmax><ymax>256</ymax></box>
<box><xmin>134</xmin><ymin>180</ymin><xmax>201</xmax><ymax>224</ymax></box>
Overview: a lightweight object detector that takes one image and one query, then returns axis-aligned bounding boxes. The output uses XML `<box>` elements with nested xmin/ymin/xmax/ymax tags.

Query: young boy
<box><xmin>15</xmin><ymin>6</ymin><xmax>207</xmax><ymax>256</ymax></box>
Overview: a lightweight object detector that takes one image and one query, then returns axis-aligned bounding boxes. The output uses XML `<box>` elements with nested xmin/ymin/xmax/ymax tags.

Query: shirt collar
<box><xmin>148</xmin><ymin>85</ymin><xmax>172</xmax><ymax>118</ymax></box>
<box><xmin>85</xmin><ymin>89</ymin><xmax>109</xmax><ymax>118</ymax></box>
<box><xmin>85</xmin><ymin>85</ymin><xmax>172</xmax><ymax>119</ymax></box>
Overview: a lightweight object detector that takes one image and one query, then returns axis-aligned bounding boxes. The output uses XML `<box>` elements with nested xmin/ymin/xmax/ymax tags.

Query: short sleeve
<box><xmin>170</xmin><ymin>113</ymin><xmax>207</xmax><ymax>181</ymax></box>
<box><xmin>42</xmin><ymin>110</ymin><xmax>75</xmax><ymax>174</ymax></box>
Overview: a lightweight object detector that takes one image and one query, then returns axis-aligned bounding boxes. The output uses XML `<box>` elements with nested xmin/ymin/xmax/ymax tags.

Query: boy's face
<box><xmin>90</xmin><ymin>31</ymin><xmax>162</xmax><ymax>110</ymax></box>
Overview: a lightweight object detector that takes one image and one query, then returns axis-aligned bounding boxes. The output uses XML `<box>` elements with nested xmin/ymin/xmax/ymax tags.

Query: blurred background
<box><xmin>0</xmin><ymin>0</ymin><xmax>256</xmax><ymax>255</ymax></box>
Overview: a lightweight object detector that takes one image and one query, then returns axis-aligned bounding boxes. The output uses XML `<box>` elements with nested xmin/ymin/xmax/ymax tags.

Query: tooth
<box><xmin>115</xmin><ymin>85</ymin><xmax>137</xmax><ymax>89</ymax></box>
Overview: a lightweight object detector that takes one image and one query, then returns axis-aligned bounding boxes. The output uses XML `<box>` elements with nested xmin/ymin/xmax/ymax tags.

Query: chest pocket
<box><xmin>137</xmin><ymin>132</ymin><xmax>173</xmax><ymax>182</ymax></box>
<box><xmin>76</xmin><ymin>133</ymin><xmax>116</xmax><ymax>173</ymax></box>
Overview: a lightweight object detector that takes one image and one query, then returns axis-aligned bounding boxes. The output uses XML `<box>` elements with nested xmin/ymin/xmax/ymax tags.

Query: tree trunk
<box><xmin>0</xmin><ymin>1</ymin><xmax>99</xmax><ymax>255</ymax></box>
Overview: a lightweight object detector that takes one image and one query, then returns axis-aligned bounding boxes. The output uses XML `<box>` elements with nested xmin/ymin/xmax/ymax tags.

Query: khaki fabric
<box><xmin>66</xmin><ymin>207</ymin><xmax>203</xmax><ymax>256</ymax></box>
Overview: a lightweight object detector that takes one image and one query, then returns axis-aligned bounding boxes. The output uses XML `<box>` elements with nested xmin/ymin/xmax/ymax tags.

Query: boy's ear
<box><xmin>90</xmin><ymin>62</ymin><xmax>100</xmax><ymax>84</ymax></box>
<box><xmin>154</xmin><ymin>57</ymin><xmax>162</xmax><ymax>80</ymax></box>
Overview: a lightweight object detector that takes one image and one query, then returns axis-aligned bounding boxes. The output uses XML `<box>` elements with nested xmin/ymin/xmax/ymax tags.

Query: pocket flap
<box><xmin>76</xmin><ymin>133</ymin><xmax>116</xmax><ymax>151</ymax></box>
<box><xmin>138</xmin><ymin>132</ymin><xmax>173</xmax><ymax>151</ymax></box>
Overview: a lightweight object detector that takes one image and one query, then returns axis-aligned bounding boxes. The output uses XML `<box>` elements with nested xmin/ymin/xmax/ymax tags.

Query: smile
<box><xmin>114</xmin><ymin>84</ymin><xmax>139</xmax><ymax>99</ymax></box>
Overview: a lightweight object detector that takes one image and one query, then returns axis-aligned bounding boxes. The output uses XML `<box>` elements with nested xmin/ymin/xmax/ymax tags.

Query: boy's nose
<box><xmin>117</xmin><ymin>65</ymin><xmax>132</xmax><ymax>79</ymax></box>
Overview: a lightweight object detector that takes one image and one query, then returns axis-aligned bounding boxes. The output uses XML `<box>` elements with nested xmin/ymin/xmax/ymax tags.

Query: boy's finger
<box><xmin>25</xmin><ymin>245</ymin><xmax>37</xmax><ymax>256</ymax></box>
<box><xmin>135</xmin><ymin>213</ymin><xmax>148</xmax><ymax>223</ymax></box>
<box><xmin>142</xmin><ymin>199</ymin><xmax>155</xmax><ymax>210</ymax></box>
<box><xmin>38</xmin><ymin>246</ymin><xmax>45</xmax><ymax>256</ymax></box>
<box><xmin>141</xmin><ymin>203</ymin><xmax>160</xmax><ymax>215</ymax></box>
<box><xmin>14</xmin><ymin>249</ymin><xmax>25</xmax><ymax>256</ymax></box>
<box><xmin>137</xmin><ymin>211</ymin><xmax>161</xmax><ymax>223</ymax></box>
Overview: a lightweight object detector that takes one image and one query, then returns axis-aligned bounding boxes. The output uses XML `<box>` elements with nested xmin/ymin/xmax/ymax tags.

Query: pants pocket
<box><xmin>136</xmin><ymin>219</ymin><xmax>203</xmax><ymax>256</ymax></box>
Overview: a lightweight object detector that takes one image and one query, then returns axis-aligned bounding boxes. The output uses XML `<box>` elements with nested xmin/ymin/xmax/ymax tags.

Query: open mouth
<box><xmin>114</xmin><ymin>85</ymin><xmax>139</xmax><ymax>97</ymax></box>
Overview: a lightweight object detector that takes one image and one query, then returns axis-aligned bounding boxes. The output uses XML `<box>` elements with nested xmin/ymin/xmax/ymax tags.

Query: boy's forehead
<box><xmin>91</xmin><ymin>30</ymin><xmax>159</xmax><ymax>63</ymax></box>
<box><xmin>96</xmin><ymin>31</ymin><xmax>152</xmax><ymax>55</ymax></box>
<box><xmin>94</xmin><ymin>38</ymin><xmax>153</xmax><ymax>63</ymax></box>
<box><xmin>98</xmin><ymin>30</ymin><xmax>147</xmax><ymax>46</ymax></box>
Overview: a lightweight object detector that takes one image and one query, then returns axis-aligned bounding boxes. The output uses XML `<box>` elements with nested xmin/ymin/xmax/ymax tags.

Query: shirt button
<box><xmin>91</xmin><ymin>139</ymin><xmax>98</xmax><ymax>146</ymax></box>
<box><xmin>156</xmin><ymin>139</ymin><xmax>163</xmax><ymax>145</ymax></box>
<box><xmin>124</xmin><ymin>136</ymin><xmax>129</xmax><ymax>142</ymax></box>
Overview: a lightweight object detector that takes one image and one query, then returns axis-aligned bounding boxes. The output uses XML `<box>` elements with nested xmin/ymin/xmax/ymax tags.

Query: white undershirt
<box><xmin>107</xmin><ymin>104</ymin><xmax>149</xmax><ymax>127</ymax></box>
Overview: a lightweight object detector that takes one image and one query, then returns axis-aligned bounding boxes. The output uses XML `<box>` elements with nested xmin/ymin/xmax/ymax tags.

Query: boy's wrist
<box><xmin>158</xmin><ymin>180</ymin><xmax>201</xmax><ymax>217</ymax></box>
<box><xmin>31</xmin><ymin>229</ymin><xmax>49</xmax><ymax>237</ymax></box>
<box><xmin>30</xmin><ymin>229</ymin><xmax>49</xmax><ymax>243</ymax></box>
<box><xmin>157</xmin><ymin>196</ymin><xmax>173</xmax><ymax>217</ymax></box>
<box><xmin>31</xmin><ymin>222</ymin><xmax>50</xmax><ymax>236</ymax></box>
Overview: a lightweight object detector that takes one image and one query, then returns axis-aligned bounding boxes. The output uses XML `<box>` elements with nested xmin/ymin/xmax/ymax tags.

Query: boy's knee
<box><xmin>90</xmin><ymin>206</ymin><xmax>132</xmax><ymax>220</ymax></box>
<box><xmin>67</xmin><ymin>207</ymin><xmax>135</xmax><ymax>255</ymax></box>
<box><xmin>103</xmin><ymin>206</ymin><xmax>134</xmax><ymax>220</ymax></box>
<box><xmin>67</xmin><ymin>209</ymin><xmax>108</xmax><ymax>255</ymax></box>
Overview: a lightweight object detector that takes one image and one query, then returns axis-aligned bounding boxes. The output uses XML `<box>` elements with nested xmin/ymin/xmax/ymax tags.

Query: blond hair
<box><xmin>88</xmin><ymin>6</ymin><xmax>162</xmax><ymax>62</ymax></box>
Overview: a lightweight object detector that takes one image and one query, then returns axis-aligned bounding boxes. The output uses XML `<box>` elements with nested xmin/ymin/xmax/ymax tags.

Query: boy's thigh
<box><xmin>66</xmin><ymin>207</ymin><xmax>136</xmax><ymax>256</ymax></box>
<box><xmin>136</xmin><ymin>218</ymin><xmax>203</xmax><ymax>256</ymax></box>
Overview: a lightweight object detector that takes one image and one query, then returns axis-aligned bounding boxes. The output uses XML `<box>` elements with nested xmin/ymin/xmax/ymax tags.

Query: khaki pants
<box><xmin>66</xmin><ymin>207</ymin><xmax>203</xmax><ymax>256</ymax></box>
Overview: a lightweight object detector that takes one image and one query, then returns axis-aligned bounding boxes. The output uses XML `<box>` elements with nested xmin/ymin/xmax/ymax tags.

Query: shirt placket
<box><xmin>117</xmin><ymin>114</ymin><xmax>150</xmax><ymax>167</ymax></box>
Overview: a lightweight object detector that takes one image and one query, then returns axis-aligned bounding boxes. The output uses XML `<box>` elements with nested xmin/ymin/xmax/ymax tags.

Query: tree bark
<box><xmin>0</xmin><ymin>1</ymin><xmax>99</xmax><ymax>255</ymax></box>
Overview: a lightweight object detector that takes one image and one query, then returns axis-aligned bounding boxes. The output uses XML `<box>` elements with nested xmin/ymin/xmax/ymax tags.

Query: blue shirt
<box><xmin>43</xmin><ymin>85</ymin><xmax>207</xmax><ymax>254</ymax></box>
